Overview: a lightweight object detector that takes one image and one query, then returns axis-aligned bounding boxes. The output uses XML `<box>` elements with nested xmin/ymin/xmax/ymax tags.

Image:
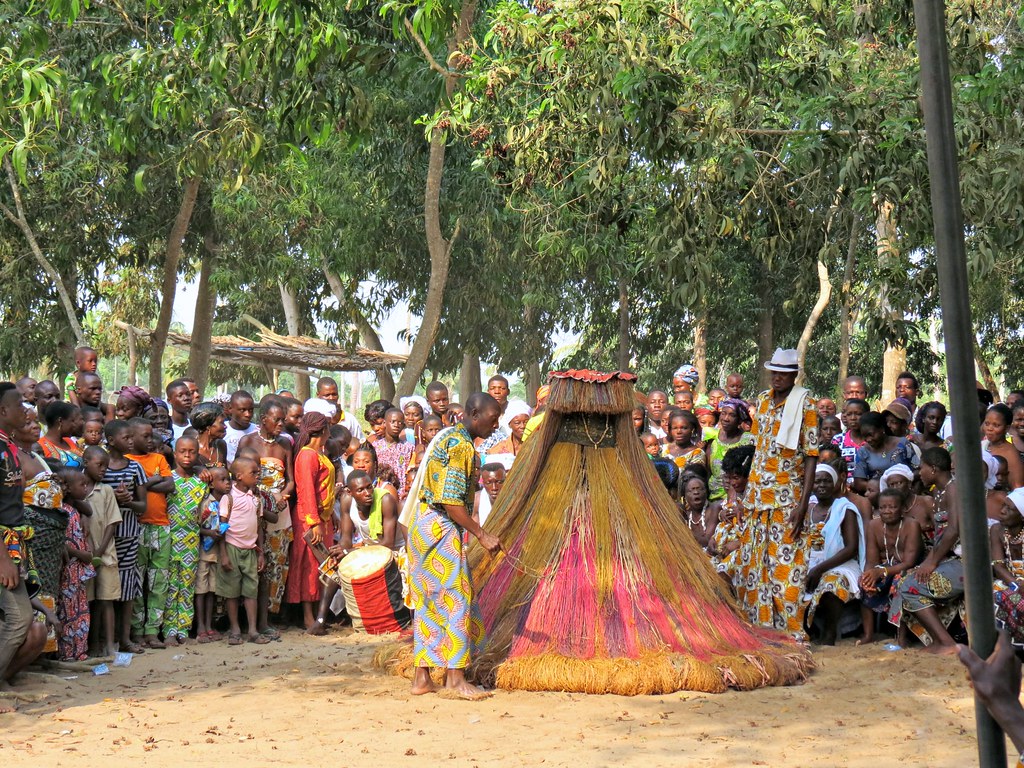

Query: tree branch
<box><xmin>404</xmin><ymin>17</ymin><xmax>454</xmax><ymax>79</ymax></box>
<box><xmin>3</xmin><ymin>157</ymin><xmax>86</xmax><ymax>345</ymax></box>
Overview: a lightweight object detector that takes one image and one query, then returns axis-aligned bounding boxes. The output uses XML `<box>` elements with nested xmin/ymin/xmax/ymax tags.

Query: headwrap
<box><xmin>148</xmin><ymin>397</ymin><xmax>169</xmax><ymax>414</ymax></box>
<box><xmin>674</xmin><ymin>364</ymin><xmax>699</xmax><ymax>387</ymax></box>
<box><xmin>695</xmin><ymin>406</ymin><xmax>715</xmax><ymax>418</ymax></box>
<box><xmin>879</xmin><ymin>463</ymin><xmax>914</xmax><ymax>493</ymax></box>
<box><xmin>303</xmin><ymin>397</ymin><xmax>338</xmax><ymax>419</ymax></box>
<box><xmin>982</xmin><ymin>450</ymin><xmax>1000</xmax><ymax>490</ymax></box>
<box><xmin>295</xmin><ymin>412</ymin><xmax>330</xmax><ymax>455</ymax></box>
<box><xmin>211</xmin><ymin>392</ymin><xmax>232</xmax><ymax>407</ymax></box>
<box><xmin>117</xmin><ymin>385</ymin><xmax>153</xmax><ymax>413</ymax></box>
<box><xmin>505</xmin><ymin>400</ymin><xmax>533</xmax><ymax>422</ymax></box>
<box><xmin>1008</xmin><ymin>488</ymin><xmax>1024</xmax><ymax>516</ymax></box>
<box><xmin>719</xmin><ymin>398</ymin><xmax>750</xmax><ymax>425</ymax></box>
<box><xmin>536</xmin><ymin>385</ymin><xmax>551</xmax><ymax>406</ymax></box>
<box><xmin>399</xmin><ymin>395</ymin><xmax>430</xmax><ymax>415</ymax></box>
<box><xmin>815</xmin><ymin>464</ymin><xmax>839</xmax><ymax>485</ymax></box>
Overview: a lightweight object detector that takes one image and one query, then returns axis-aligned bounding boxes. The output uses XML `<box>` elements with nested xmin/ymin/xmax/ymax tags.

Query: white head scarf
<box><xmin>879</xmin><ymin>463</ymin><xmax>915</xmax><ymax>493</ymax></box>
<box><xmin>1008</xmin><ymin>488</ymin><xmax>1024</xmax><ymax>516</ymax></box>
<box><xmin>504</xmin><ymin>400</ymin><xmax>533</xmax><ymax>422</ymax></box>
<box><xmin>303</xmin><ymin>397</ymin><xmax>337</xmax><ymax>419</ymax></box>
<box><xmin>816</xmin><ymin>464</ymin><xmax>839</xmax><ymax>485</ymax></box>
<box><xmin>400</xmin><ymin>395</ymin><xmax>431</xmax><ymax>415</ymax></box>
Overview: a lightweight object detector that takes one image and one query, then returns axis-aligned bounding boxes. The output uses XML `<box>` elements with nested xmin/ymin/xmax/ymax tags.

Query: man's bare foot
<box><xmin>411</xmin><ymin>667</ymin><xmax>438</xmax><ymax>695</ymax></box>
<box><xmin>306</xmin><ymin>620</ymin><xmax>327</xmax><ymax>636</ymax></box>
<box><xmin>923</xmin><ymin>642</ymin><xmax>959</xmax><ymax>655</ymax></box>
<box><xmin>856</xmin><ymin>634</ymin><xmax>878</xmax><ymax>646</ymax></box>
<box><xmin>0</xmin><ymin>703</ymin><xmax>15</xmax><ymax>714</ymax></box>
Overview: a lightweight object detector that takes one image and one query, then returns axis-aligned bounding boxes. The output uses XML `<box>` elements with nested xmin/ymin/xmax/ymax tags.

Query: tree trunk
<box><xmin>459</xmin><ymin>349</ymin><xmax>481</xmax><ymax>403</ymax></box>
<box><xmin>693</xmin><ymin>309</ymin><xmax>707</xmax><ymax>396</ymax></box>
<box><xmin>796</xmin><ymin>259</ymin><xmax>832</xmax><ymax>386</ymax></box>
<box><xmin>394</xmin><ymin>3</ymin><xmax>477</xmax><ymax>397</ymax></box>
<box><xmin>321</xmin><ymin>266</ymin><xmax>395</xmax><ymax>403</ymax></box>
<box><xmin>837</xmin><ymin>213</ymin><xmax>859</xmax><ymax>394</ymax></box>
<box><xmin>126</xmin><ymin>326</ymin><xmax>138</xmax><ymax>386</ymax></box>
<box><xmin>113</xmin><ymin>321</ymin><xmax>139</xmax><ymax>386</ymax></box>
<box><xmin>2</xmin><ymin>158</ymin><xmax>86</xmax><ymax>345</ymax></box>
<box><xmin>757</xmin><ymin>280</ymin><xmax>774</xmax><ymax>390</ymax></box>
<box><xmin>278</xmin><ymin>281</ymin><xmax>311</xmax><ymax>401</ymax></box>
<box><xmin>188</xmin><ymin>233</ymin><xmax>217</xmax><ymax>395</ymax></box>
<box><xmin>875</xmin><ymin>197</ymin><xmax>904</xmax><ymax>406</ymax></box>
<box><xmin>524</xmin><ymin>360</ymin><xmax>542</xmax><ymax>407</ymax></box>
<box><xmin>617</xmin><ymin>276</ymin><xmax>630</xmax><ymax>370</ymax></box>
<box><xmin>975</xmin><ymin>338</ymin><xmax>1000</xmax><ymax>401</ymax></box>
<box><xmin>149</xmin><ymin>175</ymin><xmax>201</xmax><ymax>393</ymax></box>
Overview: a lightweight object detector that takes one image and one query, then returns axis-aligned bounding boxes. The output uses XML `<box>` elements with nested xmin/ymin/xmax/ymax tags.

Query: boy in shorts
<box><xmin>216</xmin><ymin>457</ymin><xmax>268</xmax><ymax>645</ymax></box>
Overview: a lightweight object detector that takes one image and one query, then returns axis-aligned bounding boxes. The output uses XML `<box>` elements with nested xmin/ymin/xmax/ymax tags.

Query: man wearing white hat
<box><xmin>733</xmin><ymin>348</ymin><xmax>819</xmax><ymax>640</ymax></box>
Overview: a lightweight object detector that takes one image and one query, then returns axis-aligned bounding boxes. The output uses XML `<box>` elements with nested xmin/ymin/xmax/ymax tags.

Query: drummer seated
<box><xmin>309</xmin><ymin>470</ymin><xmax>399</xmax><ymax>636</ymax></box>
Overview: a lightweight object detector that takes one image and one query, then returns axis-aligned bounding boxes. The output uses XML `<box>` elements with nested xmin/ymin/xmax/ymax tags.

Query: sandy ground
<box><xmin>1</xmin><ymin>629</ymin><xmax>1017</xmax><ymax>768</ymax></box>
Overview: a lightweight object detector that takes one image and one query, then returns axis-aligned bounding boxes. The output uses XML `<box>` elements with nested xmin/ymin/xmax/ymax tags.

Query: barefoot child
<box><xmin>859</xmin><ymin>488</ymin><xmax>922</xmax><ymax>644</ymax></box>
<box><xmin>217</xmin><ymin>457</ymin><xmax>269</xmax><ymax>645</ymax></box>
<box><xmin>101</xmin><ymin>420</ymin><xmax>147</xmax><ymax>654</ymax></box>
<box><xmin>196</xmin><ymin>466</ymin><xmax>230</xmax><ymax>643</ymax></box>
<box><xmin>237</xmin><ymin>404</ymin><xmax>293</xmax><ymax>635</ymax></box>
<box><xmin>125</xmin><ymin>418</ymin><xmax>175</xmax><ymax>649</ymax></box>
<box><xmin>163</xmin><ymin>437</ymin><xmax>207</xmax><ymax>645</ymax></box>
<box><xmin>57</xmin><ymin>468</ymin><xmax>95</xmax><ymax>661</ymax></box>
<box><xmin>82</xmin><ymin>447</ymin><xmax>121</xmax><ymax>658</ymax></box>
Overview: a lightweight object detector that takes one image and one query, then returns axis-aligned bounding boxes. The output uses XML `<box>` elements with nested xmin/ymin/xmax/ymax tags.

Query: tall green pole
<box><xmin>911</xmin><ymin>1</ymin><xmax>1005</xmax><ymax>765</ymax></box>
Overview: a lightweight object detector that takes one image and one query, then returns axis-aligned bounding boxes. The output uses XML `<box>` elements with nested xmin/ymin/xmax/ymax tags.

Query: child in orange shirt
<box><xmin>125</xmin><ymin>417</ymin><xmax>174</xmax><ymax>648</ymax></box>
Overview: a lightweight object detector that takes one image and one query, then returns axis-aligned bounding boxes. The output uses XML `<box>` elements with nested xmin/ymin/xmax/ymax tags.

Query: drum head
<box><xmin>337</xmin><ymin>545</ymin><xmax>394</xmax><ymax>579</ymax></box>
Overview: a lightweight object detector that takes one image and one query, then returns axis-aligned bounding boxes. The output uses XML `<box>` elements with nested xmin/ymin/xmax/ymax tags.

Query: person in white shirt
<box><xmin>314</xmin><ymin>377</ymin><xmax>364</xmax><ymax>441</ymax></box>
<box><xmin>223</xmin><ymin>390</ymin><xmax>258</xmax><ymax>463</ymax></box>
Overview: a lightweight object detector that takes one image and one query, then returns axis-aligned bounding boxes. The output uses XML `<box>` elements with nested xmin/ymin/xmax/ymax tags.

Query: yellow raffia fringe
<box><xmin>373</xmin><ymin>643</ymin><xmax>814</xmax><ymax>696</ymax></box>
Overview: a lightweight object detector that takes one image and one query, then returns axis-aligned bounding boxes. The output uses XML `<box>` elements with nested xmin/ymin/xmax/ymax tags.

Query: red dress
<box><xmin>285</xmin><ymin>448</ymin><xmax>336</xmax><ymax>603</ymax></box>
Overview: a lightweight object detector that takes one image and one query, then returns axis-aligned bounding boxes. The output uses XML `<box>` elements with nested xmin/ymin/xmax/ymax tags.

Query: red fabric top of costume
<box><xmin>548</xmin><ymin>369</ymin><xmax>637</xmax><ymax>383</ymax></box>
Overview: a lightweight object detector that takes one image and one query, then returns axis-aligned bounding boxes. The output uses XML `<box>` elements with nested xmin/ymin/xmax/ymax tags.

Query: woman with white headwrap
<box><xmin>991</xmin><ymin>488</ymin><xmax>1024</xmax><ymax>645</ymax></box>
<box><xmin>486</xmin><ymin>400</ymin><xmax>533</xmax><ymax>461</ymax></box>
<box><xmin>803</xmin><ymin>463</ymin><xmax>866</xmax><ymax>644</ymax></box>
<box><xmin>879</xmin><ymin>462</ymin><xmax>935</xmax><ymax>538</ymax></box>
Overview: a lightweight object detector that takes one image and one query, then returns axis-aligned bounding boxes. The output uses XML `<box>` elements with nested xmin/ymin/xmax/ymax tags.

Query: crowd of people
<box><xmin>2</xmin><ymin>343</ymin><xmax>1024</xmax><ymax>708</ymax></box>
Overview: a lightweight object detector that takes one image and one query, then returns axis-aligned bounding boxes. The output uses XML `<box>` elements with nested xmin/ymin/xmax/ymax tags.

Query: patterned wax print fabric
<box><xmin>888</xmin><ymin>557</ymin><xmax>965</xmax><ymax>645</ymax></box>
<box><xmin>660</xmin><ymin>444</ymin><xmax>706</xmax><ymax>473</ymax></box>
<box><xmin>410</xmin><ymin>424</ymin><xmax>483</xmax><ymax>668</ymax></box>
<box><xmin>103</xmin><ymin>459</ymin><xmax>148</xmax><ymax>601</ymax></box>
<box><xmin>163</xmin><ymin>473</ymin><xmax>206</xmax><ymax>640</ymax></box>
<box><xmin>734</xmin><ymin>388</ymin><xmax>818</xmax><ymax>639</ymax></box>
<box><xmin>993</xmin><ymin>559</ymin><xmax>1024</xmax><ymax>647</ymax></box>
<box><xmin>58</xmin><ymin>505</ymin><xmax>95</xmax><ymax>660</ymax></box>
<box><xmin>132</xmin><ymin>523</ymin><xmax>171</xmax><ymax>636</ymax></box>
<box><xmin>375</xmin><ymin>439</ymin><xmax>416</xmax><ymax>501</ymax></box>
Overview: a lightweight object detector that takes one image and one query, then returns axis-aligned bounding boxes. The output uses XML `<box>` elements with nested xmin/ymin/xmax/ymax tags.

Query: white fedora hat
<box><xmin>764</xmin><ymin>348</ymin><xmax>800</xmax><ymax>373</ymax></box>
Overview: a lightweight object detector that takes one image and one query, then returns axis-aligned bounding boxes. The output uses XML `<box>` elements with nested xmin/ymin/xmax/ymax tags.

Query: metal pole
<box><xmin>911</xmin><ymin>1</ymin><xmax>1006</xmax><ymax>765</ymax></box>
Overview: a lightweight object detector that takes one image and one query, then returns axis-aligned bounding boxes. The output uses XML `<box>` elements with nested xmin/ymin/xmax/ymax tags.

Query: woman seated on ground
<box><xmin>661</xmin><ymin>410</ymin><xmax>706</xmax><ymax>473</ymax></box>
<box><xmin>852</xmin><ymin>412</ymin><xmax>915</xmax><ymax>495</ymax></box>
<box><xmin>984</xmin><ymin>403</ymin><xmax>1024</xmax><ymax>489</ymax></box>
<box><xmin>707</xmin><ymin>444</ymin><xmax>755</xmax><ymax>582</ymax></box>
<box><xmin>880</xmin><ymin>463</ymin><xmax>933</xmax><ymax>531</ymax></box>
<box><xmin>858</xmin><ymin>488</ymin><xmax>922</xmax><ymax>645</ymax></box>
<box><xmin>991</xmin><ymin>488</ymin><xmax>1024</xmax><ymax>647</ymax></box>
<box><xmin>803</xmin><ymin>464</ymin><xmax>865</xmax><ymax>645</ymax></box>
<box><xmin>679</xmin><ymin>469</ymin><xmax>715</xmax><ymax>550</ymax></box>
<box><xmin>819</xmin><ymin>447</ymin><xmax>872</xmax><ymax>528</ymax></box>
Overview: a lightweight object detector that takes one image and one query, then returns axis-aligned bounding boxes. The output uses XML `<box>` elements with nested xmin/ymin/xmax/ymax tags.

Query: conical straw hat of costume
<box><xmin>379</xmin><ymin>370</ymin><xmax>813</xmax><ymax>695</ymax></box>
